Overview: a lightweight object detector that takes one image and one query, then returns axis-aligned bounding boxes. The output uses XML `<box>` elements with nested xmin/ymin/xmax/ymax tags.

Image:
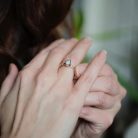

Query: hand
<box><xmin>71</xmin><ymin>63</ymin><xmax>127</xmax><ymax>138</ymax></box>
<box><xmin>0</xmin><ymin>38</ymin><xmax>107</xmax><ymax>138</ymax></box>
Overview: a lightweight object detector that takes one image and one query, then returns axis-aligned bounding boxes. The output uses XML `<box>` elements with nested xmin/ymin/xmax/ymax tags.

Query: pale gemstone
<box><xmin>64</xmin><ymin>59</ymin><xmax>71</xmax><ymax>67</ymax></box>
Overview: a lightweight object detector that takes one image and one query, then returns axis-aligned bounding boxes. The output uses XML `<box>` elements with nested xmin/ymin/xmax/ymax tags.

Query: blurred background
<box><xmin>70</xmin><ymin>0</ymin><xmax>138</xmax><ymax>137</ymax></box>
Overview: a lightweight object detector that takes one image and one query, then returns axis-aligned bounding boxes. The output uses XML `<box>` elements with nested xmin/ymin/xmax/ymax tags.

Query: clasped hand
<box><xmin>0</xmin><ymin>38</ymin><xmax>126</xmax><ymax>138</ymax></box>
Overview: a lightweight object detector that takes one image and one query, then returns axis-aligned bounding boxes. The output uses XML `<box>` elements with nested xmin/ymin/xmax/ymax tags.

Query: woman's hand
<box><xmin>0</xmin><ymin>38</ymin><xmax>107</xmax><ymax>138</ymax></box>
<box><xmin>71</xmin><ymin>63</ymin><xmax>127</xmax><ymax>138</ymax></box>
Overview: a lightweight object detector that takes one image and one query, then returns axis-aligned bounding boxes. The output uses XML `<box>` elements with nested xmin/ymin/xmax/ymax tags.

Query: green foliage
<box><xmin>72</xmin><ymin>9</ymin><xmax>84</xmax><ymax>38</ymax></box>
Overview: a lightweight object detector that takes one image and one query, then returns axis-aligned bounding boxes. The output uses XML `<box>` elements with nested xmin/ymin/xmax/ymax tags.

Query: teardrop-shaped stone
<box><xmin>64</xmin><ymin>59</ymin><xmax>71</xmax><ymax>67</ymax></box>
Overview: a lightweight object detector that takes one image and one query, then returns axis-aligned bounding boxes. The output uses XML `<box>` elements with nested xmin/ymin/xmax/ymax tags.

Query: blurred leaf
<box><xmin>73</xmin><ymin>9</ymin><xmax>84</xmax><ymax>38</ymax></box>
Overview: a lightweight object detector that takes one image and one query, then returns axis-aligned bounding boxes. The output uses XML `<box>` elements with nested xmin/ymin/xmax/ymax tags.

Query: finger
<box><xmin>64</xmin><ymin>50</ymin><xmax>107</xmax><ymax>117</ymax></box>
<box><xmin>43</xmin><ymin>38</ymin><xmax>78</xmax><ymax>74</ymax></box>
<box><xmin>74</xmin><ymin>50</ymin><xmax>107</xmax><ymax>98</ymax></box>
<box><xmin>32</xmin><ymin>39</ymin><xmax>78</xmax><ymax>97</ymax></box>
<box><xmin>58</xmin><ymin>51</ymin><xmax>107</xmax><ymax>137</ymax></box>
<box><xmin>84</xmin><ymin>92</ymin><xmax>116</xmax><ymax>109</ymax></box>
<box><xmin>50</xmin><ymin>38</ymin><xmax>92</xmax><ymax>104</ymax></box>
<box><xmin>60</xmin><ymin>37</ymin><xmax>92</xmax><ymax>69</ymax></box>
<box><xmin>75</xmin><ymin>64</ymin><xmax>119</xmax><ymax>96</ymax></box>
<box><xmin>23</xmin><ymin>39</ymin><xmax>65</xmax><ymax>72</ymax></box>
<box><xmin>91</xmin><ymin>76</ymin><xmax>119</xmax><ymax>96</ymax></box>
<box><xmin>3</xmin><ymin>74</ymin><xmax>23</xmax><ymax>135</ymax></box>
<box><xmin>80</xmin><ymin>100</ymin><xmax>121</xmax><ymax>123</ymax></box>
<box><xmin>0</xmin><ymin>64</ymin><xmax>18</xmax><ymax>105</ymax></box>
<box><xmin>59</xmin><ymin>37</ymin><xmax>92</xmax><ymax>83</ymax></box>
<box><xmin>75</xmin><ymin>64</ymin><xmax>114</xmax><ymax>79</ymax></box>
<box><xmin>54</xmin><ymin>37</ymin><xmax>93</xmax><ymax>103</ymax></box>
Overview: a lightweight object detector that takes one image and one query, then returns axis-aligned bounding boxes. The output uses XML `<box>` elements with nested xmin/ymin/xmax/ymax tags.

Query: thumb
<box><xmin>0</xmin><ymin>63</ymin><xmax>18</xmax><ymax>106</ymax></box>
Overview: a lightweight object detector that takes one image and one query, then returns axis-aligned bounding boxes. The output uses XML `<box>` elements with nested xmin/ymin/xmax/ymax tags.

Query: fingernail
<box><xmin>98</xmin><ymin>50</ymin><xmax>107</xmax><ymax>57</ymax></box>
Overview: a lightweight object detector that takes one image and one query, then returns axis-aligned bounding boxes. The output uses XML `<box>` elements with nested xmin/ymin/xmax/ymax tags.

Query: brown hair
<box><xmin>0</xmin><ymin>2</ymin><xmax>91</xmax><ymax>137</ymax></box>
<box><xmin>0</xmin><ymin>0</ymin><xmax>74</xmax><ymax>87</ymax></box>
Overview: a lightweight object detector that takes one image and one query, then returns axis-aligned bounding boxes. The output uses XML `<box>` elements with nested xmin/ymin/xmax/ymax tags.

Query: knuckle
<box><xmin>51</xmin><ymin>47</ymin><xmax>65</xmax><ymax>55</ymax></box>
<box><xmin>97</xmin><ymin>93</ymin><xmax>106</xmax><ymax>107</ymax></box>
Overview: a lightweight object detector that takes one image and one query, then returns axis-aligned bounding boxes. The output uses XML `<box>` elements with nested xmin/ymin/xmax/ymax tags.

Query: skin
<box><xmin>0</xmin><ymin>38</ymin><xmax>126</xmax><ymax>138</ymax></box>
<box><xmin>71</xmin><ymin>63</ymin><xmax>126</xmax><ymax>138</ymax></box>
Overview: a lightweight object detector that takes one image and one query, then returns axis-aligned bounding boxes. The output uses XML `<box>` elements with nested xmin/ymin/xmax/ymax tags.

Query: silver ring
<box><xmin>62</xmin><ymin>58</ymin><xmax>73</xmax><ymax>68</ymax></box>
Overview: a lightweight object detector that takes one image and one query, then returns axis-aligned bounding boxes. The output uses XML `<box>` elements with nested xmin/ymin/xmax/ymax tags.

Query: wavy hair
<box><xmin>0</xmin><ymin>0</ymin><xmax>73</xmax><ymax>86</ymax></box>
